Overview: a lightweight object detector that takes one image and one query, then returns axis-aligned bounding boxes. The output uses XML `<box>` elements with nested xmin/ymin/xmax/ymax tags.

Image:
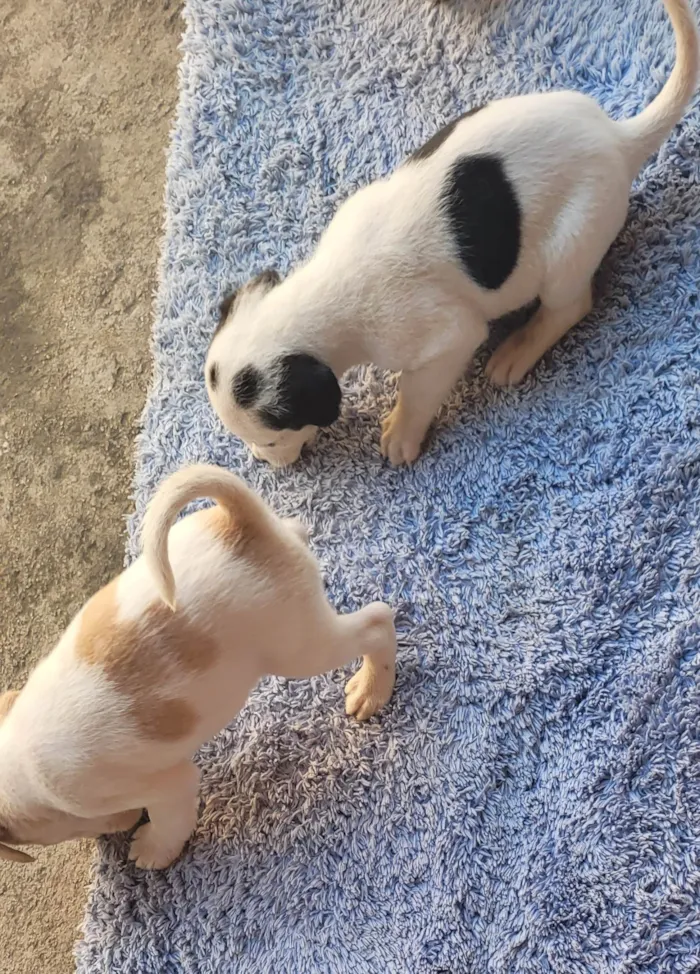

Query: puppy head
<box><xmin>0</xmin><ymin>812</ymin><xmax>80</xmax><ymax>851</ymax></box>
<box><xmin>0</xmin><ymin>807</ymin><xmax>142</xmax><ymax>860</ymax></box>
<box><xmin>0</xmin><ymin>689</ymin><xmax>140</xmax><ymax>860</ymax></box>
<box><xmin>0</xmin><ymin>691</ymin><xmax>32</xmax><ymax>862</ymax></box>
<box><xmin>205</xmin><ymin>270</ymin><xmax>341</xmax><ymax>467</ymax></box>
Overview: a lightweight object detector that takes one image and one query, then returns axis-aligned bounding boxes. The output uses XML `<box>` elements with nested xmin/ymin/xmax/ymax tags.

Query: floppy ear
<box><xmin>250</xmin><ymin>268</ymin><xmax>280</xmax><ymax>292</ymax></box>
<box><xmin>213</xmin><ymin>270</ymin><xmax>280</xmax><ymax>338</ymax></box>
<box><xmin>0</xmin><ymin>824</ymin><xmax>34</xmax><ymax>863</ymax></box>
<box><xmin>0</xmin><ymin>841</ymin><xmax>34</xmax><ymax>863</ymax></box>
<box><xmin>213</xmin><ymin>289</ymin><xmax>239</xmax><ymax>337</ymax></box>
<box><xmin>0</xmin><ymin>690</ymin><xmax>19</xmax><ymax>720</ymax></box>
<box><xmin>261</xmin><ymin>353</ymin><xmax>342</xmax><ymax>431</ymax></box>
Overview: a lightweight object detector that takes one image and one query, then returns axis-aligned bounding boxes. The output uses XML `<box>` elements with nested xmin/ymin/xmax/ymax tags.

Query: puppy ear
<box><xmin>250</xmin><ymin>268</ymin><xmax>280</xmax><ymax>293</ymax></box>
<box><xmin>213</xmin><ymin>270</ymin><xmax>279</xmax><ymax>338</ymax></box>
<box><xmin>213</xmin><ymin>289</ymin><xmax>239</xmax><ymax>337</ymax></box>
<box><xmin>0</xmin><ymin>841</ymin><xmax>34</xmax><ymax>863</ymax></box>
<box><xmin>0</xmin><ymin>824</ymin><xmax>34</xmax><ymax>863</ymax></box>
<box><xmin>0</xmin><ymin>690</ymin><xmax>19</xmax><ymax>721</ymax></box>
<box><xmin>260</xmin><ymin>353</ymin><xmax>341</xmax><ymax>431</ymax></box>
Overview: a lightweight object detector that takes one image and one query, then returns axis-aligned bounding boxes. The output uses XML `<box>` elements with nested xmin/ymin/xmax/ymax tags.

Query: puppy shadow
<box><xmin>431</xmin><ymin>0</ymin><xmax>510</xmax><ymax>21</ymax></box>
<box><xmin>193</xmin><ymin>712</ymin><xmax>396</xmax><ymax>855</ymax></box>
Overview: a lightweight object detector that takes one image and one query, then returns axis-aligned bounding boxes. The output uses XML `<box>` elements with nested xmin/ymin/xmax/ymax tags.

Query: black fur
<box><xmin>208</xmin><ymin>362</ymin><xmax>219</xmax><ymax>391</ymax></box>
<box><xmin>441</xmin><ymin>154</ymin><xmax>521</xmax><ymax>291</ymax></box>
<box><xmin>232</xmin><ymin>365</ymin><xmax>263</xmax><ymax>408</ymax></box>
<box><xmin>408</xmin><ymin>106</ymin><xmax>485</xmax><ymax>163</ymax></box>
<box><xmin>251</xmin><ymin>268</ymin><xmax>280</xmax><ymax>290</ymax></box>
<box><xmin>259</xmin><ymin>353</ymin><xmax>341</xmax><ymax>431</ymax></box>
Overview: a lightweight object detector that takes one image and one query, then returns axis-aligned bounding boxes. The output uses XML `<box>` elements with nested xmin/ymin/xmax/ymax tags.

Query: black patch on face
<box><xmin>441</xmin><ymin>154</ymin><xmax>521</xmax><ymax>291</ymax></box>
<box><xmin>258</xmin><ymin>353</ymin><xmax>341</xmax><ymax>431</ymax></box>
<box><xmin>408</xmin><ymin>105</ymin><xmax>485</xmax><ymax>163</ymax></box>
<box><xmin>213</xmin><ymin>289</ymin><xmax>238</xmax><ymax>337</ymax></box>
<box><xmin>232</xmin><ymin>365</ymin><xmax>263</xmax><ymax>408</ymax></box>
<box><xmin>208</xmin><ymin>363</ymin><xmax>219</xmax><ymax>391</ymax></box>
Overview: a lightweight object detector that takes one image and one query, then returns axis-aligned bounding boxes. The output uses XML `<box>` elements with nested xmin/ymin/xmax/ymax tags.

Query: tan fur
<box><xmin>75</xmin><ymin>579</ymin><xmax>212</xmax><ymax>741</ymax></box>
<box><xmin>0</xmin><ymin>464</ymin><xmax>396</xmax><ymax>869</ymax></box>
<box><xmin>202</xmin><ymin>504</ymin><xmax>305</xmax><ymax>575</ymax></box>
<box><xmin>200</xmin><ymin>503</ymin><xmax>253</xmax><ymax>552</ymax></box>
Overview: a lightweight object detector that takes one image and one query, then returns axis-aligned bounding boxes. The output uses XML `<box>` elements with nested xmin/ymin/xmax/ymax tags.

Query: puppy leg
<box><xmin>273</xmin><ymin>602</ymin><xmax>397</xmax><ymax>720</ymax></box>
<box><xmin>486</xmin><ymin>283</ymin><xmax>593</xmax><ymax>387</ymax></box>
<box><xmin>486</xmin><ymin>178</ymin><xmax>629</xmax><ymax>387</ymax></box>
<box><xmin>340</xmin><ymin>602</ymin><xmax>397</xmax><ymax>720</ymax></box>
<box><xmin>285</xmin><ymin>517</ymin><xmax>310</xmax><ymax>545</ymax></box>
<box><xmin>381</xmin><ymin>340</ymin><xmax>481</xmax><ymax>466</ymax></box>
<box><xmin>128</xmin><ymin>761</ymin><xmax>200</xmax><ymax>870</ymax></box>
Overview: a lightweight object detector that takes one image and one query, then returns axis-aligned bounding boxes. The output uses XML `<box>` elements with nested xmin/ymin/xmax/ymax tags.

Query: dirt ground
<box><xmin>0</xmin><ymin>1</ymin><xmax>181</xmax><ymax>970</ymax></box>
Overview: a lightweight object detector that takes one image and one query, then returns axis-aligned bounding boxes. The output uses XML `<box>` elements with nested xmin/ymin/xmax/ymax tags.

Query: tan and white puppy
<box><xmin>0</xmin><ymin>465</ymin><xmax>396</xmax><ymax>869</ymax></box>
<box><xmin>206</xmin><ymin>0</ymin><xmax>698</xmax><ymax>468</ymax></box>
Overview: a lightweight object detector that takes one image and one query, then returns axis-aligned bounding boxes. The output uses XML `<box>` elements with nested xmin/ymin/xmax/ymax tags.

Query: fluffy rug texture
<box><xmin>76</xmin><ymin>0</ymin><xmax>700</xmax><ymax>971</ymax></box>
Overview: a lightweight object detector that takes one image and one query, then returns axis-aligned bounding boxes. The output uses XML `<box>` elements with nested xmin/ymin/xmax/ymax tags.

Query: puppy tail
<box><xmin>618</xmin><ymin>0</ymin><xmax>699</xmax><ymax>173</ymax></box>
<box><xmin>141</xmin><ymin>463</ymin><xmax>267</xmax><ymax>611</ymax></box>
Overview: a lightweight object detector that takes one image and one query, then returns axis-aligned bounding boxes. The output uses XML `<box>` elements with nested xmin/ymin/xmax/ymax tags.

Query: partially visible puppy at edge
<box><xmin>206</xmin><ymin>0</ymin><xmax>698</xmax><ymax>468</ymax></box>
<box><xmin>0</xmin><ymin>464</ymin><xmax>396</xmax><ymax>869</ymax></box>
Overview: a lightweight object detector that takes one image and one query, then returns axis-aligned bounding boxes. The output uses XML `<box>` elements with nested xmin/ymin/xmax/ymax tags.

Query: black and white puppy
<box><xmin>206</xmin><ymin>0</ymin><xmax>698</xmax><ymax>467</ymax></box>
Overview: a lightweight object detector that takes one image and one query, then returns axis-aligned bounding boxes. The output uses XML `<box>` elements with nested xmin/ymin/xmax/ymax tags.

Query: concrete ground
<box><xmin>0</xmin><ymin>1</ymin><xmax>181</xmax><ymax>970</ymax></box>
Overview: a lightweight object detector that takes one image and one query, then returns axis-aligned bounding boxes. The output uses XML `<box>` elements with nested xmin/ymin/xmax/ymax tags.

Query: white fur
<box><xmin>206</xmin><ymin>0</ymin><xmax>699</xmax><ymax>467</ymax></box>
<box><xmin>0</xmin><ymin>465</ymin><xmax>396</xmax><ymax>869</ymax></box>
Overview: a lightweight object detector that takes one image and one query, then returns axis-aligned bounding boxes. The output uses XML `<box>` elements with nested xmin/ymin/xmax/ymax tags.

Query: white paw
<box><xmin>485</xmin><ymin>333</ymin><xmax>533</xmax><ymax>387</ymax></box>
<box><xmin>380</xmin><ymin>411</ymin><xmax>422</xmax><ymax>466</ymax></box>
<box><xmin>127</xmin><ymin>822</ymin><xmax>187</xmax><ymax>870</ymax></box>
<box><xmin>345</xmin><ymin>659</ymin><xmax>395</xmax><ymax>721</ymax></box>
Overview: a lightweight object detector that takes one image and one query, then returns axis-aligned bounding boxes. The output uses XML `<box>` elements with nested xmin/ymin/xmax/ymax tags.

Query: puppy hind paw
<box><xmin>127</xmin><ymin>822</ymin><xmax>188</xmax><ymax>870</ymax></box>
<box><xmin>345</xmin><ymin>661</ymin><xmax>395</xmax><ymax>721</ymax></box>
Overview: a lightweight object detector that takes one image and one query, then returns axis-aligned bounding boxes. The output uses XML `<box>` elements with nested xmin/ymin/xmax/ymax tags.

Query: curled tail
<box><xmin>618</xmin><ymin>0</ymin><xmax>699</xmax><ymax>173</ymax></box>
<box><xmin>141</xmin><ymin>463</ymin><xmax>266</xmax><ymax>610</ymax></box>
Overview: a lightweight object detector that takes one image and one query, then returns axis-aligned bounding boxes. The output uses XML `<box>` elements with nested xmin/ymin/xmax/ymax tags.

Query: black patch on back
<box><xmin>208</xmin><ymin>363</ymin><xmax>219</xmax><ymax>391</ymax></box>
<box><xmin>441</xmin><ymin>154</ymin><xmax>521</xmax><ymax>291</ymax></box>
<box><xmin>408</xmin><ymin>105</ymin><xmax>485</xmax><ymax>163</ymax></box>
<box><xmin>232</xmin><ymin>365</ymin><xmax>262</xmax><ymax>408</ymax></box>
<box><xmin>258</xmin><ymin>353</ymin><xmax>341</xmax><ymax>431</ymax></box>
<box><xmin>213</xmin><ymin>289</ymin><xmax>238</xmax><ymax>337</ymax></box>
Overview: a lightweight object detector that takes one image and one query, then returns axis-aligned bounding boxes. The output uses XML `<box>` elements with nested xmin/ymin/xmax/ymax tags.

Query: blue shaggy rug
<box><xmin>76</xmin><ymin>0</ymin><xmax>700</xmax><ymax>971</ymax></box>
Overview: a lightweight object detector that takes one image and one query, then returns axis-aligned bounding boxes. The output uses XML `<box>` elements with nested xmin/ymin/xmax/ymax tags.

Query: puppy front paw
<box><xmin>128</xmin><ymin>822</ymin><xmax>188</xmax><ymax>870</ymax></box>
<box><xmin>380</xmin><ymin>409</ymin><xmax>422</xmax><ymax>466</ymax></box>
